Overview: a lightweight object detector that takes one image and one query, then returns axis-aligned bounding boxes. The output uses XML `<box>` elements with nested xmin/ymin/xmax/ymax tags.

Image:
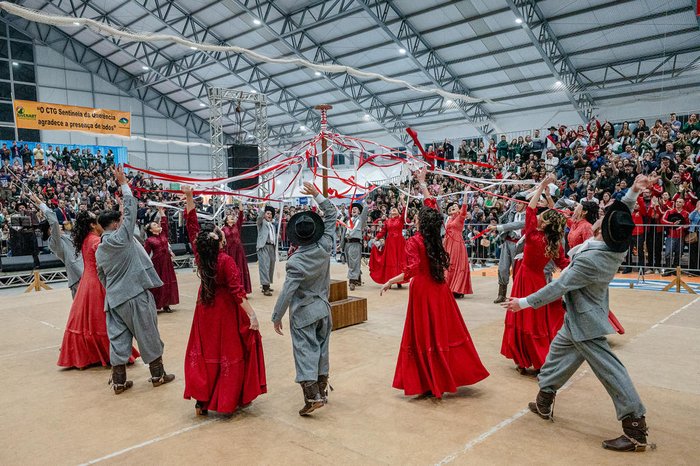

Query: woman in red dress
<box><xmin>568</xmin><ymin>201</ymin><xmax>625</xmax><ymax>334</ymax></box>
<box><xmin>222</xmin><ymin>208</ymin><xmax>252</xmax><ymax>294</ymax></box>
<box><xmin>369</xmin><ymin>201</ymin><xmax>407</xmax><ymax>287</ymax></box>
<box><xmin>58</xmin><ymin>211</ymin><xmax>139</xmax><ymax>368</ymax></box>
<box><xmin>444</xmin><ymin>194</ymin><xmax>473</xmax><ymax>298</ymax></box>
<box><xmin>501</xmin><ymin>175</ymin><xmax>569</xmax><ymax>374</ymax></box>
<box><xmin>181</xmin><ymin>186</ymin><xmax>266</xmax><ymax>416</ymax></box>
<box><xmin>144</xmin><ymin>208</ymin><xmax>179</xmax><ymax>313</ymax></box>
<box><xmin>381</xmin><ymin>169</ymin><xmax>489</xmax><ymax>398</ymax></box>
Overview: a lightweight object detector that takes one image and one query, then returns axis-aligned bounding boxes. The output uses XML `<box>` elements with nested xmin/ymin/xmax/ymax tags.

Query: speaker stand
<box><xmin>24</xmin><ymin>270</ymin><xmax>52</xmax><ymax>293</ymax></box>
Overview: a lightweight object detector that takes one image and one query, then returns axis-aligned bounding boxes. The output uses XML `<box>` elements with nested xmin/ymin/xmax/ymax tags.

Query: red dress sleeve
<box><xmin>403</xmin><ymin>235</ymin><xmax>421</xmax><ymax>280</ymax></box>
<box><xmin>160</xmin><ymin>214</ymin><xmax>169</xmax><ymax>239</ymax></box>
<box><xmin>185</xmin><ymin>208</ymin><xmax>200</xmax><ymax>259</ymax></box>
<box><xmin>524</xmin><ymin>206</ymin><xmax>537</xmax><ymax>235</ymax></box>
<box><xmin>423</xmin><ymin>198</ymin><xmax>438</xmax><ymax>210</ymax></box>
<box><xmin>553</xmin><ymin>245</ymin><xmax>570</xmax><ymax>270</ymax></box>
<box><xmin>221</xmin><ymin>254</ymin><xmax>246</xmax><ymax>304</ymax></box>
<box><xmin>375</xmin><ymin>224</ymin><xmax>387</xmax><ymax>240</ymax></box>
<box><xmin>144</xmin><ymin>237</ymin><xmax>153</xmax><ymax>255</ymax></box>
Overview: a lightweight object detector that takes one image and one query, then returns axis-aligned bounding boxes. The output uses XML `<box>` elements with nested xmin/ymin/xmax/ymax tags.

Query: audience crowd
<box><xmin>3</xmin><ymin>111</ymin><xmax>700</xmax><ymax>274</ymax></box>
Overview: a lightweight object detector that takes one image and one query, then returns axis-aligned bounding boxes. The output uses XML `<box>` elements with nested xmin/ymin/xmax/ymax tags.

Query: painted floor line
<box><xmin>78</xmin><ymin>418</ymin><xmax>219</xmax><ymax>465</ymax></box>
<box><xmin>0</xmin><ymin>344</ymin><xmax>60</xmax><ymax>359</ymax></box>
<box><xmin>434</xmin><ymin>295</ymin><xmax>699</xmax><ymax>465</ymax></box>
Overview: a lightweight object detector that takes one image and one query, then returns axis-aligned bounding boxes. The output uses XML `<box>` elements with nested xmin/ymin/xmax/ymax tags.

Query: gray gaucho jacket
<box><xmin>96</xmin><ymin>186</ymin><xmax>163</xmax><ymax>310</ymax></box>
<box><xmin>526</xmin><ymin>189</ymin><xmax>638</xmax><ymax>342</ymax></box>
<box><xmin>272</xmin><ymin>196</ymin><xmax>336</xmax><ymax>329</ymax></box>
<box><xmin>41</xmin><ymin>203</ymin><xmax>83</xmax><ymax>289</ymax></box>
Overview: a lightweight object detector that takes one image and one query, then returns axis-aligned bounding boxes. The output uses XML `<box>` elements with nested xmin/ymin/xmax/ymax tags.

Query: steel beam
<box><xmin>0</xmin><ymin>11</ymin><xmax>212</xmax><ymax>141</ymax></box>
<box><xmin>355</xmin><ymin>0</ymin><xmax>495</xmax><ymax>138</ymax></box>
<box><xmin>221</xmin><ymin>0</ymin><xmax>414</xmax><ymax>146</ymax></box>
<box><xmin>505</xmin><ymin>0</ymin><xmax>596</xmax><ymax>123</ymax></box>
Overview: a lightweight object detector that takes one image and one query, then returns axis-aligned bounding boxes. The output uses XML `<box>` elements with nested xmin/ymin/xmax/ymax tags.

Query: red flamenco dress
<box><xmin>501</xmin><ymin>207</ymin><xmax>569</xmax><ymax>370</ymax></box>
<box><xmin>144</xmin><ymin>215</ymin><xmax>179</xmax><ymax>310</ymax></box>
<box><xmin>58</xmin><ymin>233</ymin><xmax>139</xmax><ymax>368</ymax></box>
<box><xmin>393</xmin><ymin>225</ymin><xmax>489</xmax><ymax>397</ymax></box>
<box><xmin>222</xmin><ymin>210</ymin><xmax>252</xmax><ymax>294</ymax></box>
<box><xmin>183</xmin><ymin>209</ymin><xmax>266</xmax><ymax>414</ymax></box>
<box><xmin>369</xmin><ymin>211</ymin><xmax>407</xmax><ymax>284</ymax></box>
<box><xmin>444</xmin><ymin>203</ymin><xmax>473</xmax><ymax>295</ymax></box>
<box><xmin>567</xmin><ymin>218</ymin><xmax>625</xmax><ymax>334</ymax></box>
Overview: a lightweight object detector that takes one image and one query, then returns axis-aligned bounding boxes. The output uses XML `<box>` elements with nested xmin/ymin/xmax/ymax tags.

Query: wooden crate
<box><xmin>329</xmin><ymin>279</ymin><xmax>348</xmax><ymax>302</ymax></box>
<box><xmin>331</xmin><ymin>296</ymin><xmax>367</xmax><ymax>330</ymax></box>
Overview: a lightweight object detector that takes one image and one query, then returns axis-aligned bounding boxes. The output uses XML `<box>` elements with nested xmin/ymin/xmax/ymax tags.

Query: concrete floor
<box><xmin>1</xmin><ymin>262</ymin><xmax>699</xmax><ymax>465</ymax></box>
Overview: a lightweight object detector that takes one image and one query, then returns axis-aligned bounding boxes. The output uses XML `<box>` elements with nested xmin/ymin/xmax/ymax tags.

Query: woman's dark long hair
<box><xmin>540</xmin><ymin>209</ymin><xmax>567</xmax><ymax>259</ymax></box>
<box><xmin>580</xmin><ymin>201</ymin><xmax>599</xmax><ymax>225</ymax></box>
<box><xmin>194</xmin><ymin>225</ymin><xmax>221</xmax><ymax>305</ymax></box>
<box><xmin>417</xmin><ymin>206</ymin><xmax>450</xmax><ymax>283</ymax></box>
<box><xmin>71</xmin><ymin>211</ymin><xmax>97</xmax><ymax>258</ymax></box>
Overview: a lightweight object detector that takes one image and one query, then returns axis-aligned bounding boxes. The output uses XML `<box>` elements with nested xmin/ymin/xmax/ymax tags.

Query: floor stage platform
<box><xmin>1</xmin><ymin>262</ymin><xmax>698</xmax><ymax>465</ymax></box>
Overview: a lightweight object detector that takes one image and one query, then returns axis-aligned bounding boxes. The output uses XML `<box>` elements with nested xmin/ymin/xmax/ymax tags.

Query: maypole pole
<box><xmin>314</xmin><ymin>105</ymin><xmax>333</xmax><ymax>197</ymax></box>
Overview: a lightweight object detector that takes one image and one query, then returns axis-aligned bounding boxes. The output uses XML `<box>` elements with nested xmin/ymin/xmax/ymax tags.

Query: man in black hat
<box><xmin>503</xmin><ymin>174</ymin><xmax>658</xmax><ymax>452</ymax></box>
<box><xmin>272</xmin><ymin>181</ymin><xmax>337</xmax><ymax>416</ymax></box>
<box><xmin>256</xmin><ymin>204</ymin><xmax>278</xmax><ymax>296</ymax></box>
<box><xmin>344</xmin><ymin>199</ymin><xmax>369</xmax><ymax>290</ymax></box>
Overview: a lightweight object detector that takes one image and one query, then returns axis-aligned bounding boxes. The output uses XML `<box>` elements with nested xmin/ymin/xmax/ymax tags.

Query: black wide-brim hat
<box><xmin>264</xmin><ymin>205</ymin><xmax>276</xmax><ymax>216</ymax></box>
<box><xmin>287</xmin><ymin>210</ymin><xmax>324</xmax><ymax>246</ymax></box>
<box><xmin>666</xmin><ymin>211</ymin><xmax>685</xmax><ymax>224</ymax></box>
<box><xmin>351</xmin><ymin>202</ymin><xmax>363</xmax><ymax>214</ymax></box>
<box><xmin>601</xmin><ymin>200</ymin><xmax>635</xmax><ymax>253</ymax></box>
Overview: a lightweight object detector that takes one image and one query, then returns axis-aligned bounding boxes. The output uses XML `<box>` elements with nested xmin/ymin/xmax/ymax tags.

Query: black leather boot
<box><xmin>528</xmin><ymin>390</ymin><xmax>556</xmax><ymax>421</ymax></box>
<box><xmin>148</xmin><ymin>356</ymin><xmax>175</xmax><ymax>387</ymax></box>
<box><xmin>493</xmin><ymin>284</ymin><xmax>507</xmax><ymax>303</ymax></box>
<box><xmin>299</xmin><ymin>381</ymin><xmax>324</xmax><ymax>416</ymax></box>
<box><xmin>603</xmin><ymin>416</ymin><xmax>654</xmax><ymax>452</ymax></box>
<box><xmin>109</xmin><ymin>364</ymin><xmax>133</xmax><ymax>395</ymax></box>
<box><xmin>318</xmin><ymin>374</ymin><xmax>333</xmax><ymax>403</ymax></box>
<box><xmin>262</xmin><ymin>284</ymin><xmax>273</xmax><ymax>296</ymax></box>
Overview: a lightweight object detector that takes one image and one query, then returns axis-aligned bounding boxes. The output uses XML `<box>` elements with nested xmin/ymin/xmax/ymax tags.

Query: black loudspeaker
<box><xmin>0</xmin><ymin>254</ymin><xmax>62</xmax><ymax>272</ymax></box>
<box><xmin>241</xmin><ymin>223</ymin><xmax>258</xmax><ymax>263</ymax></box>
<box><xmin>227</xmin><ymin>144</ymin><xmax>259</xmax><ymax>190</ymax></box>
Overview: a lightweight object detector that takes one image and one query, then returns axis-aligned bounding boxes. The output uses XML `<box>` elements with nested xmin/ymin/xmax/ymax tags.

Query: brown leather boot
<box><xmin>349</xmin><ymin>280</ymin><xmax>356</xmax><ymax>291</ymax></box>
<box><xmin>148</xmin><ymin>356</ymin><xmax>175</xmax><ymax>387</ymax></box>
<box><xmin>493</xmin><ymin>284</ymin><xmax>507</xmax><ymax>303</ymax></box>
<box><xmin>318</xmin><ymin>374</ymin><xmax>333</xmax><ymax>403</ymax></box>
<box><xmin>262</xmin><ymin>284</ymin><xmax>273</xmax><ymax>296</ymax></box>
<box><xmin>109</xmin><ymin>364</ymin><xmax>133</xmax><ymax>395</ymax></box>
<box><xmin>602</xmin><ymin>416</ymin><xmax>654</xmax><ymax>452</ymax></box>
<box><xmin>299</xmin><ymin>381</ymin><xmax>324</xmax><ymax>416</ymax></box>
<box><xmin>528</xmin><ymin>390</ymin><xmax>556</xmax><ymax>421</ymax></box>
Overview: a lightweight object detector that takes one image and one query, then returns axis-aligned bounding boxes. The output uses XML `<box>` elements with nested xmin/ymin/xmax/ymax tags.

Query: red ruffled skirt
<box><xmin>226</xmin><ymin>241</ymin><xmax>252</xmax><ymax>294</ymax></box>
<box><xmin>58</xmin><ymin>274</ymin><xmax>139</xmax><ymax>369</ymax></box>
<box><xmin>150</xmin><ymin>253</ymin><xmax>180</xmax><ymax>309</ymax></box>
<box><xmin>184</xmin><ymin>295</ymin><xmax>266</xmax><ymax>413</ymax></box>
<box><xmin>501</xmin><ymin>263</ymin><xmax>564</xmax><ymax>370</ymax></box>
<box><xmin>443</xmin><ymin>235</ymin><xmax>473</xmax><ymax>295</ymax></box>
<box><xmin>393</xmin><ymin>275</ymin><xmax>489</xmax><ymax>397</ymax></box>
<box><xmin>369</xmin><ymin>234</ymin><xmax>407</xmax><ymax>284</ymax></box>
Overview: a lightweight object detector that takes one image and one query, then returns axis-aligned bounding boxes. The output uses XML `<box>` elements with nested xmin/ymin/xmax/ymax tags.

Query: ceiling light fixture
<box><xmin>12</xmin><ymin>62</ymin><xmax>18</xmax><ymax>66</ymax></box>
<box><xmin>445</xmin><ymin>99</ymin><xmax>453</xmax><ymax>105</ymax></box>
<box><xmin>300</xmin><ymin>125</ymin><xmax>307</xmax><ymax>131</ymax></box>
<box><xmin>73</xmin><ymin>21</ymin><xmax>81</xmax><ymax>26</ymax></box>
<box><xmin>253</xmin><ymin>19</ymin><xmax>261</xmax><ymax>26</ymax></box>
<box><xmin>555</xmin><ymin>80</ymin><xmax>563</xmax><ymax>86</ymax></box>
<box><xmin>314</xmin><ymin>71</ymin><xmax>322</xmax><ymax>76</ymax></box>
<box><xmin>199</xmin><ymin>103</ymin><xmax>206</xmax><ymax>107</ymax></box>
<box><xmin>515</xmin><ymin>18</ymin><xmax>523</xmax><ymax>24</ymax></box>
<box><xmin>398</xmin><ymin>48</ymin><xmax>407</xmax><ymax>55</ymax></box>
<box><xmin>142</xmin><ymin>65</ymin><xmax>149</xmax><ymax>70</ymax></box>
<box><xmin>250</xmin><ymin>89</ymin><xmax>257</xmax><ymax>94</ymax></box>
<box><xmin>189</xmin><ymin>46</ymin><xmax>198</xmax><ymax>50</ymax></box>
<box><xmin>363</xmin><ymin>114</ymin><xmax>371</xmax><ymax>121</ymax></box>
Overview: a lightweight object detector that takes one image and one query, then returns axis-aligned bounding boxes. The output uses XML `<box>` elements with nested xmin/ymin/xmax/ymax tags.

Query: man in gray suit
<box><xmin>95</xmin><ymin>165</ymin><xmax>174</xmax><ymax>395</ymax></box>
<box><xmin>504</xmin><ymin>174</ymin><xmax>657</xmax><ymax>452</ymax></box>
<box><xmin>272</xmin><ymin>182</ymin><xmax>336</xmax><ymax>416</ymax></box>
<box><xmin>257</xmin><ymin>205</ymin><xmax>277</xmax><ymax>296</ymax></box>
<box><xmin>344</xmin><ymin>200</ymin><xmax>369</xmax><ymax>290</ymax></box>
<box><xmin>31</xmin><ymin>192</ymin><xmax>83</xmax><ymax>298</ymax></box>
<box><xmin>490</xmin><ymin>194</ymin><xmax>526</xmax><ymax>303</ymax></box>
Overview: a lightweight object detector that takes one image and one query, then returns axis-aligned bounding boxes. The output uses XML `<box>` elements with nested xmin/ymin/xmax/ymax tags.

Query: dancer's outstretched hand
<box><xmin>380</xmin><ymin>282</ymin><xmax>391</xmax><ymax>295</ymax></box>
<box><xmin>301</xmin><ymin>181</ymin><xmax>319</xmax><ymax>197</ymax></box>
<box><xmin>273</xmin><ymin>320</ymin><xmax>284</xmax><ymax>335</ymax></box>
<box><xmin>501</xmin><ymin>298</ymin><xmax>522</xmax><ymax>312</ymax></box>
<box><xmin>249</xmin><ymin>314</ymin><xmax>259</xmax><ymax>331</ymax></box>
<box><xmin>114</xmin><ymin>164</ymin><xmax>127</xmax><ymax>185</ymax></box>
